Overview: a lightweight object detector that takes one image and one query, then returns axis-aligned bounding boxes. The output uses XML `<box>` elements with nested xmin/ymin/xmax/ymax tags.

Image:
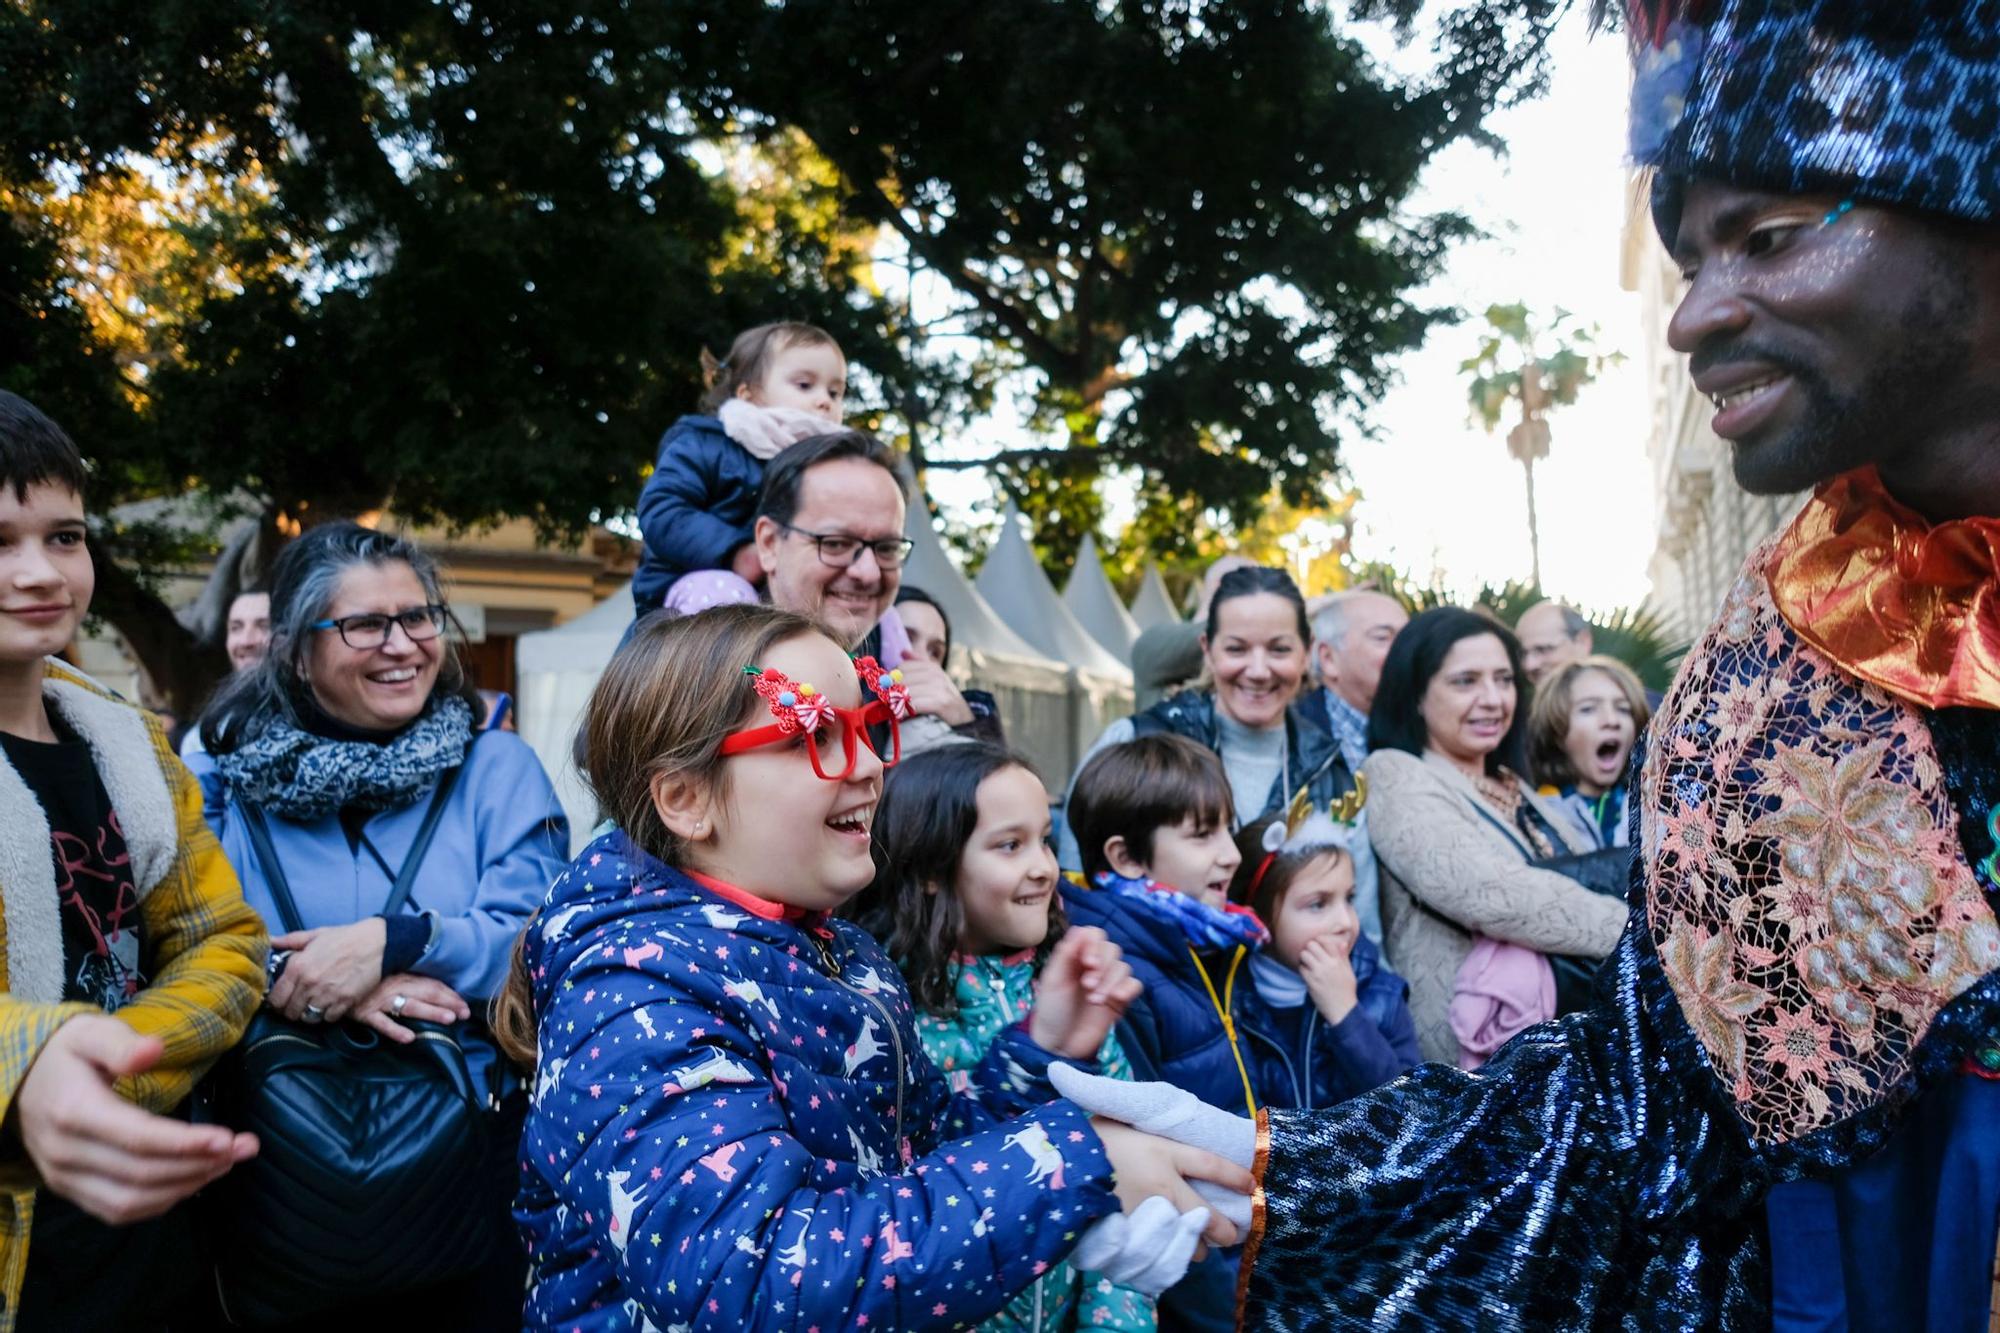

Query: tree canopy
<box><xmin>1</xmin><ymin>0</ymin><xmax>1576</xmax><ymax>709</ymax></box>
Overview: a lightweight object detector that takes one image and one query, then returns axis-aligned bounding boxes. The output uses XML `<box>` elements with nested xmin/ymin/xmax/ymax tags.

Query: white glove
<box><xmin>1071</xmin><ymin>1195</ymin><xmax>1212</xmax><ymax>1296</ymax></box>
<box><xmin>717</xmin><ymin>398</ymin><xmax>836</xmax><ymax>460</ymax></box>
<box><xmin>1051</xmin><ymin>1063</ymin><xmax>1256</xmax><ymax>1232</ymax></box>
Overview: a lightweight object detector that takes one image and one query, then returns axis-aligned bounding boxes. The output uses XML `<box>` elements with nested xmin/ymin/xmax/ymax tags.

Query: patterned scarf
<box><xmin>215</xmin><ymin>695</ymin><xmax>473</xmax><ymax>821</ymax></box>
<box><xmin>1091</xmin><ymin>870</ymin><xmax>1270</xmax><ymax>952</ymax></box>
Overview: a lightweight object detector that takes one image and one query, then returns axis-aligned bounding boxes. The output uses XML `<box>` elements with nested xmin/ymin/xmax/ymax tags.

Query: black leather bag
<box><xmin>1467</xmin><ymin>796</ymin><xmax>1634</xmax><ymax>1018</ymax></box>
<box><xmin>206</xmin><ymin>764</ymin><xmax>516</xmax><ymax>1326</ymax></box>
<box><xmin>1533</xmin><ymin>845</ymin><xmax>1634</xmax><ymax>1015</ymax></box>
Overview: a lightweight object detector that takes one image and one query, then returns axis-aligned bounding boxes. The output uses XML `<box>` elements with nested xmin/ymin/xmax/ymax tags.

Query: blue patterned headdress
<box><xmin>1607</xmin><ymin>1</ymin><xmax>2000</xmax><ymax>243</ymax></box>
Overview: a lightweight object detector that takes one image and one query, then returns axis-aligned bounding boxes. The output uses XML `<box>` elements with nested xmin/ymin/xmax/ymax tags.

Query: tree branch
<box><xmin>87</xmin><ymin>540</ymin><xmax>226</xmax><ymax>717</ymax></box>
<box><xmin>847</xmin><ymin>172</ymin><xmax>1071</xmax><ymax>372</ymax></box>
<box><xmin>921</xmin><ymin>446</ymin><xmax>1075</xmax><ymax>472</ymax></box>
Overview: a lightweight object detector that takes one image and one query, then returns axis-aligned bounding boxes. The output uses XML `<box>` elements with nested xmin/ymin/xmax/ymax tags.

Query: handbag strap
<box><xmin>238</xmin><ymin>801</ymin><xmax>306</xmax><ymax>935</ymax></box>
<box><xmin>382</xmin><ymin>750</ymin><xmax>471</xmax><ymax>917</ymax></box>
<box><xmin>1464</xmin><ymin>790</ymin><xmax>1537</xmax><ymax>863</ymax></box>
<box><xmin>236</xmin><ymin>736</ymin><xmax>476</xmax><ymax>932</ymax></box>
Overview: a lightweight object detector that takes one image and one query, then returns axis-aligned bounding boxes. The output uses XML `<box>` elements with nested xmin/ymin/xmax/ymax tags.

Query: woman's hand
<box><xmin>1093</xmin><ymin>1117</ymin><xmax>1252</xmax><ymax>1249</ymax></box>
<box><xmin>1298</xmin><ymin>937</ymin><xmax>1359</xmax><ymax>1025</ymax></box>
<box><xmin>1029</xmin><ymin>927</ymin><xmax>1143</xmax><ymax>1062</ymax></box>
<box><xmin>351</xmin><ymin>973</ymin><xmax>472</xmax><ymax>1043</ymax></box>
<box><xmin>891</xmin><ymin>658</ymin><xmax>974</xmax><ymax>727</ymax></box>
<box><xmin>269</xmin><ymin>918</ymin><xmax>388</xmax><ymax>1023</ymax></box>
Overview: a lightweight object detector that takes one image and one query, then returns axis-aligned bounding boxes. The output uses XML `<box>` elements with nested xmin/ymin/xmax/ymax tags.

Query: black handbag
<box><xmin>1467</xmin><ymin>795</ymin><xmax>1634</xmax><ymax>1017</ymax></box>
<box><xmin>1533</xmin><ymin>845</ymin><xmax>1634</xmax><ymax>1015</ymax></box>
<box><xmin>206</xmin><ymin>762</ymin><xmax>518</xmax><ymax>1326</ymax></box>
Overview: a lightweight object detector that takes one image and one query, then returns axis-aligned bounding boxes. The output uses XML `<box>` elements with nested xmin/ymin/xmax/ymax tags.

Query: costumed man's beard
<box><xmin>1694</xmin><ymin>304</ymin><xmax>1976</xmax><ymax>497</ymax></box>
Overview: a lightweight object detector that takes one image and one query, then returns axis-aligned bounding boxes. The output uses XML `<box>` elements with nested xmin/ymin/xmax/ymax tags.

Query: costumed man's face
<box><xmin>1667</xmin><ymin>181</ymin><xmax>1985</xmax><ymax>497</ymax></box>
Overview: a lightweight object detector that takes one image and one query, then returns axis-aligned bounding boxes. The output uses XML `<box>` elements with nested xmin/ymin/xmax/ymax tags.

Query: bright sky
<box><xmin>912</xmin><ymin>12</ymin><xmax>1660</xmax><ymax>614</ymax></box>
<box><xmin>1340</xmin><ymin>14</ymin><xmax>1656</xmax><ymax>613</ymax></box>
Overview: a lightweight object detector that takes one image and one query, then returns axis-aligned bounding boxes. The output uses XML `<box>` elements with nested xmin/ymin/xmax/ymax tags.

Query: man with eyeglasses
<box><xmin>752</xmin><ymin>431</ymin><xmax>987</xmax><ymax>737</ymax></box>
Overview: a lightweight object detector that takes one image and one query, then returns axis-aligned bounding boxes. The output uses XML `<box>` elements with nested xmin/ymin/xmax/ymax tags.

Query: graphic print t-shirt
<box><xmin>3</xmin><ymin>713</ymin><xmax>192</xmax><ymax>1331</ymax></box>
<box><xmin>0</xmin><ymin>716</ymin><xmax>147</xmax><ymax>1010</ymax></box>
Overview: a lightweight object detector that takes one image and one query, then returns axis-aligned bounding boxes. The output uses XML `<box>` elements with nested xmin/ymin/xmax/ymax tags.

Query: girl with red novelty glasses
<box><xmin>717</xmin><ymin>654</ymin><xmax>909</xmax><ymax>778</ymax></box>
<box><xmin>496</xmin><ymin>605</ymin><xmax>1248</xmax><ymax>1332</ymax></box>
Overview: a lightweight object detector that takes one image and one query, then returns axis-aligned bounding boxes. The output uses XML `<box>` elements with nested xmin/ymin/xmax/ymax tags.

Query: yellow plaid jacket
<box><xmin>0</xmin><ymin>663</ymin><xmax>267</xmax><ymax>1326</ymax></box>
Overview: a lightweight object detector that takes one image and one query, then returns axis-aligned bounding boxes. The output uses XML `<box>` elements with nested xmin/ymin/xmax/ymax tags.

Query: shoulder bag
<box><xmin>1465</xmin><ymin>793</ymin><xmax>1634</xmax><ymax>1017</ymax></box>
<box><xmin>205</xmin><ymin>754</ymin><xmax>518</xmax><ymax>1325</ymax></box>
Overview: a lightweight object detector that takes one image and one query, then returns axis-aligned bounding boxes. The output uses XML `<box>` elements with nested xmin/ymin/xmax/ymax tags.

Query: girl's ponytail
<box><xmin>490</xmin><ymin>921</ymin><xmax>540</xmax><ymax>1070</ymax></box>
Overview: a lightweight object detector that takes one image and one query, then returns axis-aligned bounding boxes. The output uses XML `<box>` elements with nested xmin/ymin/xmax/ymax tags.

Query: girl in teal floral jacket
<box><xmin>855</xmin><ymin>743</ymin><xmax>1155</xmax><ymax>1333</ymax></box>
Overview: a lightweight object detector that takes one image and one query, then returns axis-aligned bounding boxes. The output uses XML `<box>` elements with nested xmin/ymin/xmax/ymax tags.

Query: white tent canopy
<box><xmin>515</xmin><ymin>509</ymin><xmax>1135</xmax><ymax>843</ymax></box>
<box><xmin>514</xmin><ymin>584</ymin><xmax>634</xmax><ymax>852</ymax></box>
<box><xmin>975</xmin><ymin>507</ymin><xmax>1132</xmax><ymax>681</ymax></box>
<box><xmin>1061</xmin><ymin>534</ymin><xmax>1140</xmax><ymax>664</ymax></box>
<box><xmin>1128</xmin><ymin>563</ymin><xmax>1182</xmax><ymax>630</ymax></box>
<box><xmin>900</xmin><ymin>503</ymin><xmax>1051</xmax><ymax>663</ymax></box>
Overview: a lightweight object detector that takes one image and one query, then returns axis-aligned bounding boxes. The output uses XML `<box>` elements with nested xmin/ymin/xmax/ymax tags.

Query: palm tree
<box><xmin>1462</xmin><ymin>303</ymin><xmax>1621</xmax><ymax>585</ymax></box>
<box><xmin>1347</xmin><ymin>563</ymin><xmax>1688</xmax><ymax>693</ymax></box>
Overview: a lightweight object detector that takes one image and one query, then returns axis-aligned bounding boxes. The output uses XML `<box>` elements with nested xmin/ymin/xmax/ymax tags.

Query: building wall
<box><xmin>1621</xmin><ymin>191</ymin><xmax>1804</xmax><ymax>641</ymax></box>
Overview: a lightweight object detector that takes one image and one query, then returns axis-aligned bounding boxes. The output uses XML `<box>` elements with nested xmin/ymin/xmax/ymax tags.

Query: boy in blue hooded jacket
<box><xmin>1059</xmin><ymin>734</ymin><xmax>1268</xmax><ymax>1331</ymax></box>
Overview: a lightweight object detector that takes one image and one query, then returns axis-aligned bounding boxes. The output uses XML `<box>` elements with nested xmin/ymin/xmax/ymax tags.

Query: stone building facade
<box><xmin>1621</xmin><ymin>189</ymin><xmax>1804</xmax><ymax>640</ymax></box>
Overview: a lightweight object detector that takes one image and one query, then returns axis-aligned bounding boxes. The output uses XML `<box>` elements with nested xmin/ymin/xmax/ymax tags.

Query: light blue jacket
<box><xmin>187</xmin><ymin>730</ymin><xmax>567</xmax><ymax>1003</ymax></box>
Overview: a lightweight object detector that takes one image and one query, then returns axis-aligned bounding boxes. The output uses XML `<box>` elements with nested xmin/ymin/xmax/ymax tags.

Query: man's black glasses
<box><xmin>781</xmin><ymin>525</ymin><xmax>914</xmax><ymax>570</ymax></box>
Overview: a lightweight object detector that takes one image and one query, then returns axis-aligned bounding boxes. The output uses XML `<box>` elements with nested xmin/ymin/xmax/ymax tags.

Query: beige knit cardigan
<box><xmin>1362</xmin><ymin>748</ymin><xmax>1628</xmax><ymax>1064</ymax></box>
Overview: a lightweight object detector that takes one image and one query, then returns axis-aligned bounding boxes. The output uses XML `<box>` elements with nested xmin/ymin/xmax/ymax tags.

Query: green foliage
<box><xmin>1349</xmin><ymin>564</ymin><xmax>1687</xmax><ymax>693</ymax></box>
<box><xmin>1461</xmin><ymin>302</ymin><xmax>1621</xmax><ymax>435</ymax></box>
<box><xmin>1591</xmin><ymin>602</ymin><xmax>1686</xmax><ymax>697</ymax></box>
<box><xmin>690</xmin><ymin>0</ymin><xmax>1573</xmax><ymax>566</ymax></box>
<box><xmin>1</xmin><ymin>0</ymin><xmax>1577</xmax><ymax>704</ymax></box>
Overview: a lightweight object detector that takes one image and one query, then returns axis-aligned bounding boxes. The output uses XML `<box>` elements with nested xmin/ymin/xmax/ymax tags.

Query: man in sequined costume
<box><xmin>1062</xmin><ymin>4</ymin><xmax>2000</xmax><ymax>1328</ymax></box>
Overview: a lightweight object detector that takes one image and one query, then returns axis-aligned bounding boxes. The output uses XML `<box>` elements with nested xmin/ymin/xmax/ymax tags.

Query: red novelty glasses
<box><xmin>717</xmin><ymin>657</ymin><xmax>911</xmax><ymax>780</ymax></box>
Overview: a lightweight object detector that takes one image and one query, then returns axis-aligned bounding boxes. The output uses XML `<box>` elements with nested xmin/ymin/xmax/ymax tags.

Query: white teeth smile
<box><xmin>827</xmin><ymin>803</ymin><xmax>875</xmax><ymax>834</ymax></box>
<box><xmin>371</xmin><ymin>668</ymin><xmax>417</xmax><ymax>683</ymax></box>
<box><xmin>1712</xmin><ymin>377</ymin><xmax>1781</xmax><ymax>410</ymax></box>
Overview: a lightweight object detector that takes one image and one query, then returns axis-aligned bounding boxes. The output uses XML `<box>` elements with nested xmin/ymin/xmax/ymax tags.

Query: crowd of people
<box><xmin>7</xmin><ymin>4</ymin><xmax>2000</xmax><ymax>1329</ymax></box>
<box><xmin>0</xmin><ymin>328</ymin><xmax>1667</xmax><ymax>1331</ymax></box>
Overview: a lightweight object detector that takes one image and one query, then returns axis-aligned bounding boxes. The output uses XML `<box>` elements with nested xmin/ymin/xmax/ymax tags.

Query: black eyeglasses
<box><xmin>310</xmin><ymin>604</ymin><xmax>448</xmax><ymax>649</ymax></box>
<box><xmin>781</xmin><ymin>524</ymin><xmax>914</xmax><ymax>570</ymax></box>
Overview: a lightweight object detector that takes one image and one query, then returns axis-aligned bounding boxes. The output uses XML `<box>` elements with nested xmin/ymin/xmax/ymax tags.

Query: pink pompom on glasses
<box><xmin>718</xmin><ymin>655</ymin><xmax>909</xmax><ymax>779</ymax></box>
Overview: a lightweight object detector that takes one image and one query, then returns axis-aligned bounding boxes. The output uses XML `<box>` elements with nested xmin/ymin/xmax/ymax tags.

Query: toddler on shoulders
<box><xmin>632</xmin><ymin>322</ymin><xmax>845</xmax><ymax>620</ymax></box>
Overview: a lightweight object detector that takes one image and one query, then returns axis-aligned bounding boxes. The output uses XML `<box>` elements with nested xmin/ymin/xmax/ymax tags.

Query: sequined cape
<box><xmin>1243</xmin><ymin>543</ymin><xmax>2000</xmax><ymax>1329</ymax></box>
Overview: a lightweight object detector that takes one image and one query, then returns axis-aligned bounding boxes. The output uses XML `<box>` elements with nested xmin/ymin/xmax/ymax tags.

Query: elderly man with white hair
<box><xmin>1300</xmin><ymin>589</ymin><xmax>1406</xmax><ymax>945</ymax></box>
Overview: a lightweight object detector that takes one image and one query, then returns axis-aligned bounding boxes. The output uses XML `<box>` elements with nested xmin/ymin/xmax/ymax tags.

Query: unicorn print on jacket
<box><xmin>606</xmin><ymin>1169</ymin><xmax>645</xmax><ymax>1256</ymax></box>
<box><xmin>843</xmin><ymin>1015</ymin><xmax>888</xmax><ymax>1075</ymax></box>
<box><xmin>661</xmin><ymin>1046</ymin><xmax>756</xmax><ymax>1095</ymax></box>
<box><xmin>514</xmin><ymin>833</ymin><xmax>1125</xmax><ymax>1332</ymax></box>
<box><xmin>1005</xmin><ymin>1122</ymin><xmax>1070</xmax><ymax>1190</ymax></box>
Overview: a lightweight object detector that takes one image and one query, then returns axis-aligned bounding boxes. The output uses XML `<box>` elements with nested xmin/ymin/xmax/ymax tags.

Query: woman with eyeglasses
<box><xmin>188</xmin><ymin>521</ymin><xmax>568</xmax><ymax>1325</ymax></box>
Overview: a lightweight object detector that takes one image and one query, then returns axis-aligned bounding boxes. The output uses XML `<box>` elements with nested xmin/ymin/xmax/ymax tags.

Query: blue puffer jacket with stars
<box><xmin>516</xmin><ymin>832</ymin><xmax>1120</xmax><ymax>1331</ymax></box>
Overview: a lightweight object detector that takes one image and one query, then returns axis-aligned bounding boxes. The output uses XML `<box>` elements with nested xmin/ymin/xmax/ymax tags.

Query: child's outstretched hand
<box><xmin>1298</xmin><ymin>936</ymin><xmax>1359</xmax><ymax>1025</ymax></box>
<box><xmin>1029</xmin><ymin>926</ymin><xmax>1142</xmax><ymax>1062</ymax></box>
